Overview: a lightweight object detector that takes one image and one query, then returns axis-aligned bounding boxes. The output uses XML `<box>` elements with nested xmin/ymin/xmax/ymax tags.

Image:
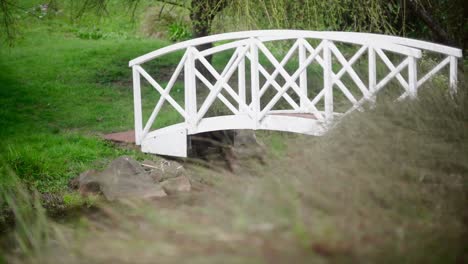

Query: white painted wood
<box><xmin>187</xmin><ymin>48</ymin><xmax>197</xmax><ymax>130</ymax></box>
<box><xmin>250</xmin><ymin>39</ymin><xmax>260</xmax><ymax>127</ymax></box>
<box><xmin>368</xmin><ymin>46</ymin><xmax>377</xmax><ymax>104</ymax></box>
<box><xmin>190</xmin><ymin>115</ymin><xmax>326</xmax><ymax>136</ymax></box>
<box><xmin>195</xmin><ymin>69</ymin><xmax>239</xmax><ymax>114</ymax></box>
<box><xmin>195</xmin><ymin>46</ymin><xmax>249</xmax><ymax>123</ymax></box>
<box><xmin>323</xmin><ymin>40</ymin><xmax>333</xmax><ymax>121</ymax></box>
<box><xmin>299</xmin><ymin>39</ymin><xmax>308</xmax><ymax>111</ymax></box>
<box><xmin>449</xmin><ymin>56</ymin><xmax>458</xmax><ymax>94</ymax></box>
<box><xmin>130</xmin><ymin>30</ymin><xmax>461</xmax><ymax>158</ymax></box>
<box><xmin>255</xmin><ymin>40</ymin><xmax>300</xmax><ymax>109</ymax></box>
<box><xmin>129</xmin><ymin>30</ymin><xmax>429</xmax><ymax>66</ymax></box>
<box><xmin>329</xmin><ymin>42</ymin><xmax>369</xmax><ymax>96</ymax></box>
<box><xmin>302</xmin><ymin>41</ymin><xmax>363</xmax><ymax>107</ymax></box>
<box><xmin>311</xmin><ymin>89</ymin><xmax>325</xmax><ymax>107</ymax></box>
<box><xmin>195</xmin><ymin>115</ymin><xmax>255</xmax><ymax>134</ymax></box>
<box><xmin>260</xmin><ymin>115</ymin><xmax>326</xmax><ymax>136</ymax></box>
<box><xmin>252</xmin><ymin>58</ymin><xmax>300</xmax><ymax>110</ymax></box>
<box><xmin>418</xmin><ymin>56</ymin><xmax>450</xmax><ymax>87</ymax></box>
<box><xmin>254</xmin><ymin>40</ymin><xmax>324</xmax><ymax>120</ymax></box>
<box><xmin>376</xmin><ymin>58</ymin><xmax>409</xmax><ymax>91</ymax></box>
<box><xmin>375</xmin><ymin>48</ymin><xmax>409</xmax><ymax>91</ymax></box>
<box><xmin>408</xmin><ymin>56</ymin><xmax>418</xmax><ymax>99</ymax></box>
<box><xmin>141</xmin><ymin>124</ymin><xmax>187</xmax><ymax>157</ymax></box>
<box><xmin>193</xmin><ymin>47</ymin><xmax>251</xmax><ymax>122</ymax></box>
<box><xmin>142</xmin><ymin>51</ymin><xmax>188</xmax><ymax>140</ymax></box>
<box><xmin>132</xmin><ymin>66</ymin><xmax>143</xmax><ymax>145</ymax></box>
<box><xmin>135</xmin><ymin>65</ymin><xmax>186</xmax><ymax>118</ymax></box>
<box><xmin>238</xmin><ymin>56</ymin><xmax>246</xmax><ymax>111</ymax></box>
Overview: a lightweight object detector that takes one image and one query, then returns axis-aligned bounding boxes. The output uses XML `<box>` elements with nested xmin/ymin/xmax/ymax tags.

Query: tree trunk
<box><xmin>407</xmin><ymin>0</ymin><xmax>456</xmax><ymax>46</ymax></box>
<box><xmin>190</xmin><ymin>0</ymin><xmax>227</xmax><ymax>66</ymax></box>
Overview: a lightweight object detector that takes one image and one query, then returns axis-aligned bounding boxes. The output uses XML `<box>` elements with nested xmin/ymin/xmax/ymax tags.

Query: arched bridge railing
<box><xmin>129</xmin><ymin>30</ymin><xmax>462</xmax><ymax>157</ymax></box>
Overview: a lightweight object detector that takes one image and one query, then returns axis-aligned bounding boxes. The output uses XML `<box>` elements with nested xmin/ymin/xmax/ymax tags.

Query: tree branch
<box><xmin>157</xmin><ymin>0</ymin><xmax>190</xmax><ymax>10</ymax></box>
<box><xmin>407</xmin><ymin>0</ymin><xmax>455</xmax><ymax>46</ymax></box>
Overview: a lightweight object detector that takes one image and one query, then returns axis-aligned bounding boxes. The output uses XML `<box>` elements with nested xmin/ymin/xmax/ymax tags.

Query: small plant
<box><xmin>167</xmin><ymin>21</ymin><xmax>192</xmax><ymax>42</ymax></box>
<box><xmin>63</xmin><ymin>192</ymin><xmax>97</xmax><ymax>208</ymax></box>
<box><xmin>76</xmin><ymin>27</ymin><xmax>103</xmax><ymax>40</ymax></box>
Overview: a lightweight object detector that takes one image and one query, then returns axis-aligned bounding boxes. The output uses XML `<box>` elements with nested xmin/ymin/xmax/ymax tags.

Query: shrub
<box><xmin>167</xmin><ymin>21</ymin><xmax>192</xmax><ymax>42</ymax></box>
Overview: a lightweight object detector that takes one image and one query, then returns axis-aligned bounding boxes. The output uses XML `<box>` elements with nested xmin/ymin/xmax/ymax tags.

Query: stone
<box><xmin>78</xmin><ymin>169</ymin><xmax>102</xmax><ymax>196</ymax></box>
<box><xmin>77</xmin><ymin>156</ymin><xmax>167</xmax><ymax>201</ymax></box>
<box><xmin>160</xmin><ymin>176</ymin><xmax>191</xmax><ymax>195</ymax></box>
<box><xmin>141</xmin><ymin>159</ymin><xmax>186</xmax><ymax>182</ymax></box>
<box><xmin>232</xmin><ymin>130</ymin><xmax>266</xmax><ymax>163</ymax></box>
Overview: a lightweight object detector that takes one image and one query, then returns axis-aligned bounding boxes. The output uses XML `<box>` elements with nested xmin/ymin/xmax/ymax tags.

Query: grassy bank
<box><xmin>2</xmin><ymin>82</ymin><xmax>467</xmax><ymax>263</ymax></box>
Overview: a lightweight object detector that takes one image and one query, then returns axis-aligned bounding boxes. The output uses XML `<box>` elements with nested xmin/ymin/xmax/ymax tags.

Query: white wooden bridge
<box><xmin>129</xmin><ymin>30</ymin><xmax>462</xmax><ymax>157</ymax></box>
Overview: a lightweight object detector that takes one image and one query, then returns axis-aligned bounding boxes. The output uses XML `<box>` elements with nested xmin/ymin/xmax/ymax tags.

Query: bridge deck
<box><xmin>103</xmin><ymin>113</ymin><xmax>317</xmax><ymax>144</ymax></box>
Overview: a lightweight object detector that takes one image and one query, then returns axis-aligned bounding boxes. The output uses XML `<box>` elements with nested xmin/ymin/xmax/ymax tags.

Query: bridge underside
<box><xmin>141</xmin><ymin>114</ymin><xmax>326</xmax><ymax>157</ymax></box>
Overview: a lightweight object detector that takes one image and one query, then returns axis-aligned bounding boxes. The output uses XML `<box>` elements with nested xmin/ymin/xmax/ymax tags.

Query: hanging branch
<box><xmin>0</xmin><ymin>0</ymin><xmax>17</xmax><ymax>46</ymax></box>
<box><xmin>407</xmin><ymin>0</ymin><xmax>455</xmax><ymax>46</ymax></box>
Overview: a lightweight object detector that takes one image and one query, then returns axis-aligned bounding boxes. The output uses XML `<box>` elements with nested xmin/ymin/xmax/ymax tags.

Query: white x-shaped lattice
<box><xmin>253</xmin><ymin>39</ymin><xmax>325</xmax><ymax>120</ymax></box>
<box><xmin>135</xmin><ymin>52</ymin><xmax>188</xmax><ymax>138</ymax></box>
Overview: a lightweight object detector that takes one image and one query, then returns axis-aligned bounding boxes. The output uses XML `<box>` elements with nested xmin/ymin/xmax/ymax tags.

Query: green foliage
<box><xmin>63</xmin><ymin>192</ymin><xmax>97</xmax><ymax>207</ymax></box>
<box><xmin>167</xmin><ymin>21</ymin><xmax>192</xmax><ymax>42</ymax></box>
<box><xmin>76</xmin><ymin>27</ymin><xmax>104</xmax><ymax>40</ymax></box>
<box><xmin>0</xmin><ymin>179</ymin><xmax>49</xmax><ymax>259</ymax></box>
<box><xmin>0</xmin><ymin>24</ymin><xmax>181</xmax><ymax>193</ymax></box>
<box><xmin>223</xmin><ymin>0</ymin><xmax>402</xmax><ymax>34</ymax></box>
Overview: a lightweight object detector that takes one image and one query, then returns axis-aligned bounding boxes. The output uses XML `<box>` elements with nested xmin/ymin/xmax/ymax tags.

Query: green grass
<box><xmin>2</xmin><ymin>83</ymin><xmax>466</xmax><ymax>263</ymax></box>
<box><xmin>0</xmin><ymin>7</ymin><xmax>235</xmax><ymax>192</ymax></box>
<box><xmin>0</xmin><ymin>26</ymin><xmax>181</xmax><ymax>192</ymax></box>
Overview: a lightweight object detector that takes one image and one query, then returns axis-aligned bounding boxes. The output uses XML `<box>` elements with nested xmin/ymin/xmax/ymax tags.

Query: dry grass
<box><xmin>2</xmin><ymin>81</ymin><xmax>468</xmax><ymax>263</ymax></box>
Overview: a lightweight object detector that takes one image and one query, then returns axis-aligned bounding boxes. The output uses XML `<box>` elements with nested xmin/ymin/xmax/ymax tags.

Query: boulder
<box><xmin>141</xmin><ymin>159</ymin><xmax>186</xmax><ymax>182</ymax></box>
<box><xmin>232</xmin><ymin>130</ymin><xmax>266</xmax><ymax>159</ymax></box>
<box><xmin>78</xmin><ymin>169</ymin><xmax>101</xmax><ymax>195</ymax></box>
<box><xmin>160</xmin><ymin>176</ymin><xmax>191</xmax><ymax>195</ymax></box>
<box><xmin>77</xmin><ymin>156</ymin><xmax>167</xmax><ymax>201</ymax></box>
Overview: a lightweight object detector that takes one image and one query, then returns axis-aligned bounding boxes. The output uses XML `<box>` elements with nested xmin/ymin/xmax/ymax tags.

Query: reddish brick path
<box><xmin>103</xmin><ymin>130</ymin><xmax>136</xmax><ymax>144</ymax></box>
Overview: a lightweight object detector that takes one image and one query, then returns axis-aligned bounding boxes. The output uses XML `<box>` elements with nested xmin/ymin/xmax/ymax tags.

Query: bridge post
<box><xmin>132</xmin><ymin>66</ymin><xmax>143</xmax><ymax>145</ymax></box>
<box><xmin>368</xmin><ymin>46</ymin><xmax>377</xmax><ymax>104</ymax></box>
<box><xmin>238</xmin><ymin>55</ymin><xmax>246</xmax><ymax>112</ymax></box>
<box><xmin>250</xmin><ymin>38</ymin><xmax>260</xmax><ymax>127</ymax></box>
<box><xmin>323</xmin><ymin>40</ymin><xmax>333</xmax><ymax>121</ymax></box>
<box><xmin>449</xmin><ymin>56</ymin><xmax>458</xmax><ymax>95</ymax></box>
<box><xmin>185</xmin><ymin>47</ymin><xmax>197</xmax><ymax>132</ymax></box>
<box><xmin>299</xmin><ymin>39</ymin><xmax>308</xmax><ymax>111</ymax></box>
<box><xmin>408</xmin><ymin>56</ymin><xmax>418</xmax><ymax>99</ymax></box>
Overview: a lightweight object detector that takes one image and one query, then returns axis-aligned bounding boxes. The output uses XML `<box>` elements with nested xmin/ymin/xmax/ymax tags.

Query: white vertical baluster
<box><xmin>133</xmin><ymin>66</ymin><xmax>143</xmax><ymax>145</ymax></box>
<box><xmin>250</xmin><ymin>38</ymin><xmax>260</xmax><ymax>127</ymax></box>
<box><xmin>368</xmin><ymin>46</ymin><xmax>377</xmax><ymax>104</ymax></box>
<box><xmin>449</xmin><ymin>56</ymin><xmax>458</xmax><ymax>95</ymax></box>
<box><xmin>184</xmin><ymin>47</ymin><xmax>197</xmax><ymax>132</ymax></box>
<box><xmin>323</xmin><ymin>40</ymin><xmax>333</xmax><ymax>121</ymax></box>
<box><xmin>299</xmin><ymin>39</ymin><xmax>308</xmax><ymax>112</ymax></box>
<box><xmin>238</xmin><ymin>54</ymin><xmax>246</xmax><ymax>112</ymax></box>
<box><xmin>408</xmin><ymin>56</ymin><xmax>418</xmax><ymax>99</ymax></box>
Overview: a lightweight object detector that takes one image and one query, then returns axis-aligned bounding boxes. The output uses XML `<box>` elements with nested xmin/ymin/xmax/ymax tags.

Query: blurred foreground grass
<box><xmin>1</xmin><ymin>81</ymin><xmax>467</xmax><ymax>263</ymax></box>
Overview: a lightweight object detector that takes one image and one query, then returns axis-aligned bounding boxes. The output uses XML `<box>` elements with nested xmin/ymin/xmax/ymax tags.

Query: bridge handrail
<box><xmin>129</xmin><ymin>30</ymin><xmax>462</xmax><ymax>67</ymax></box>
<box><xmin>130</xmin><ymin>30</ymin><xmax>417</xmax><ymax>66</ymax></box>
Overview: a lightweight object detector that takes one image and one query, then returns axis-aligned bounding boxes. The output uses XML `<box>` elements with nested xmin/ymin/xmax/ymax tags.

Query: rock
<box><xmin>77</xmin><ymin>156</ymin><xmax>167</xmax><ymax>201</ymax></box>
<box><xmin>160</xmin><ymin>176</ymin><xmax>191</xmax><ymax>195</ymax></box>
<box><xmin>141</xmin><ymin>159</ymin><xmax>186</xmax><ymax>182</ymax></box>
<box><xmin>233</xmin><ymin>130</ymin><xmax>265</xmax><ymax>157</ymax></box>
<box><xmin>231</xmin><ymin>130</ymin><xmax>266</xmax><ymax>168</ymax></box>
<box><xmin>108</xmin><ymin>155</ymin><xmax>145</xmax><ymax>175</ymax></box>
<box><xmin>78</xmin><ymin>169</ymin><xmax>101</xmax><ymax>195</ymax></box>
<box><xmin>73</xmin><ymin>156</ymin><xmax>190</xmax><ymax>201</ymax></box>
